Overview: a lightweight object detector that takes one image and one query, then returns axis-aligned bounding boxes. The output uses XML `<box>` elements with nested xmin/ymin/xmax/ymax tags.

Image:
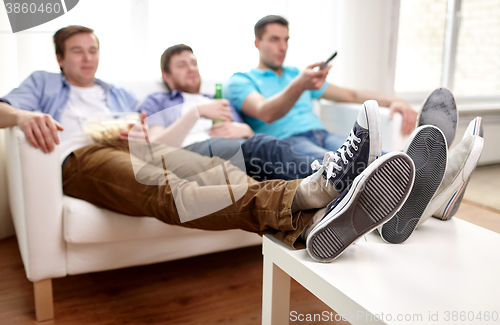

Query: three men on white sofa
<box><xmin>0</xmin><ymin>22</ymin><xmax>482</xmax><ymax>262</ymax></box>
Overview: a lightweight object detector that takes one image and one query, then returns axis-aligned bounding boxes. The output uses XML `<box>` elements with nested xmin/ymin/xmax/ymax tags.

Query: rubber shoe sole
<box><xmin>306</xmin><ymin>152</ymin><xmax>415</xmax><ymax>262</ymax></box>
<box><xmin>417</xmin><ymin>87</ymin><xmax>458</xmax><ymax>148</ymax></box>
<box><xmin>379</xmin><ymin>125</ymin><xmax>447</xmax><ymax>244</ymax></box>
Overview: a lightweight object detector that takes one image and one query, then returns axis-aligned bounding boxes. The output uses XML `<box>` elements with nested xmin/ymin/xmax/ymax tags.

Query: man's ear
<box><xmin>254</xmin><ymin>38</ymin><xmax>259</xmax><ymax>50</ymax></box>
<box><xmin>162</xmin><ymin>71</ymin><xmax>172</xmax><ymax>87</ymax></box>
<box><xmin>56</xmin><ymin>54</ymin><xmax>64</xmax><ymax>70</ymax></box>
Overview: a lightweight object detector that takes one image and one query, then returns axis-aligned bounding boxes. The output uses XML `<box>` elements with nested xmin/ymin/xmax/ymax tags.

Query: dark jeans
<box><xmin>283</xmin><ymin>129</ymin><xmax>346</xmax><ymax>162</ymax></box>
<box><xmin>184</xmin><ymin>134</ymin><xmax>315</xmax><ymax>182</ymax></box>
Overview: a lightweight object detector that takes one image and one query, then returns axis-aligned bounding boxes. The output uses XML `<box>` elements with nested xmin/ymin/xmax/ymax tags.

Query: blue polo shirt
<box><xmin>225</xmin><ymin>66</ymin><xmax>328</xmax><ymax>139</ymax></box>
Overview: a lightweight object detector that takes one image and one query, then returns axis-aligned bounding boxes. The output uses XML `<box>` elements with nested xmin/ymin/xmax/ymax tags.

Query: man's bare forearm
<box><xmin>260</xmin><ymin>78</ymin><xmax>305</xmax><ymax>123</ymax></box>
<box><xmin>242</xmin><ymin>64</ymin><xmax>331</xmax><ymax>124</ymax></box>
<box><xmin>0</xmin><ymin>102</ymin><xmax>21</xmax><ymax>128</ymax></box>
<box><xmin>351</xmin><ymin>89</ymin><xmax>401</xmax><ymax>107</ymax></box>
<box><xmin>322</xmin><ymin>84</ymin><xmax>406</xmax><ymax>107</ymax></box>
<box><xmin>149</xmin><ymin>105</ymin><xmax>199</xmax><ymax>147</ymax></box>
<box><xmin>243</xmin><ymin>77</ymin><xmax>305</xmax><ymax>124</ymax></box>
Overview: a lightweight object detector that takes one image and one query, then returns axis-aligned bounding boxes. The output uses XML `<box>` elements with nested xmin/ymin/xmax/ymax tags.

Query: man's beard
<box><xmin>178</xmin><ymin>81</ymin><xmax>201</xmax><ymax>94</ymax></box>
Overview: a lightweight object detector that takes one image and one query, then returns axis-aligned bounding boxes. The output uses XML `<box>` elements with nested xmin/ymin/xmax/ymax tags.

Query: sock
<box><xmin>300</xmin><ymin>207</ymin><xmax>326</xmax><ymax>240</ymax></box>
<box><xmin>291</xmin><ymin>175</ymin><xmax>340</xmax><ymax>213</ymax></box>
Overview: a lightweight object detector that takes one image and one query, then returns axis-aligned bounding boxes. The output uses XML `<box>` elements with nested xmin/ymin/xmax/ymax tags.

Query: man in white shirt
<box><xmin>0</xmin><ymin>25</ymin><xmax>138</xmax><ymax>159</ymax></box>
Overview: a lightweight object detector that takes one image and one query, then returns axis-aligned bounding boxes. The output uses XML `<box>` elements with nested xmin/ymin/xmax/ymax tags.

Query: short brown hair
<box><xmin>160</xmin><ymin>44</ymin><xmax>193</xmax><ymax>74</ymax></box>
<box><xmin>53</xmin><ymin>25</ymin><xmax>97</xmax><ymax>58</ymax></box>
<box><xmin>254</xmin><ymin>15</ymin><xmax>289</xmax><ymax>39</ymax></box>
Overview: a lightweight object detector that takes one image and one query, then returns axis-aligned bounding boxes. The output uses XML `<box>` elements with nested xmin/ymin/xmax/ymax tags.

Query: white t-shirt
<box><xmin>59</xmin><ymin>84</ymin><xmax>111</xmax><ymax>163</ymax></box>
<box><xmin>180</xmin><ymin>92</ymin><xmax>212</xmax><ymax>147</ymax></box>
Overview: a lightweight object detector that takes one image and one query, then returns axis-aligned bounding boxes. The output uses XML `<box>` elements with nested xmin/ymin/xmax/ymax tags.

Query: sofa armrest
<box><xmin>5</xmin><ymin>126</ymin><xmax>66</xmax><ymax>282</ymax></box>
<box><xmin>319</xmin><ymin>100</ymin><xmax>409</xmax><ymax>153</ymax></box>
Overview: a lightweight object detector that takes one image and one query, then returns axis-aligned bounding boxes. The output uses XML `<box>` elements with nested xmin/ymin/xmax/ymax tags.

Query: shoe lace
<box><xmin>309</xmin><ymin>129</ymin><xmax>361</xmax><ymax>187</ymax></box>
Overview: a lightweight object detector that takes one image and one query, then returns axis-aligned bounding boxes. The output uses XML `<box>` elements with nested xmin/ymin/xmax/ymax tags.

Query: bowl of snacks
<box><xmin>79</xmin><ymin>112</ymin><xmax>141</xmax><ymax>143</ymax></box>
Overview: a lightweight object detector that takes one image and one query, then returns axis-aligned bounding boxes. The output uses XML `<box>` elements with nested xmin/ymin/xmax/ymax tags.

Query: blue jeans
<box><xmin>283</xmin><ymin>129</ymin><xmax>346</xmax><ymax>162</ymax></box>
<box><xmin>184</xmin><ymin>134</ymin><xmax>314</xmax><ymax>182</ymax></box>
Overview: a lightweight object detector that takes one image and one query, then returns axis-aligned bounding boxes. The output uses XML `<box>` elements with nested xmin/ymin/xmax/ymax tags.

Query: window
<box><xmin>395</xmin><ymin>0</ymin><xmax>500</xmax><ymax>101</ymax></box>
<box><xmin>454</xmin><ymin>0</ymin><xmax>500</xmax><ymax>98</ymax></box>
<box><xmin>394</xmin><ymin>0</ymin><xmax>448</xmax><ymax>96</ymax></box>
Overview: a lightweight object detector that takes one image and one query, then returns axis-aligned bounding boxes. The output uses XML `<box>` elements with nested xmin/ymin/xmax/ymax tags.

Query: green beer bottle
<box><xmin>213</xmin><ymin>83</ymin><xmax>224</xmax><ymax>124</ymax></box>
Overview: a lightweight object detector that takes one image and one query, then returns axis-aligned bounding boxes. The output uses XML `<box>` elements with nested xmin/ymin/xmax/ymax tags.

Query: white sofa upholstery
<box><xmin>5</xmin><ymin>80</ymin><xmax>406</xmax><ymax>321</ymax></box>
<box><xmin>5</xmin><ymin>125</ymin><xmax>263</xmax><ymax>321</ymax></box>
<box><xmin>319</xmin><ymin>100</ymin><xmax>408</xmax><ymax>153</ymax></box>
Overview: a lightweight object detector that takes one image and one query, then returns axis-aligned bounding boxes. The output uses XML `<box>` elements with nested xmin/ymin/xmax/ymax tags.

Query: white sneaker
<box><xmin>428</xmin><ymin>117</ymin><xmax>484</xmax><ymax>221</ymax></box>
<box><xmin>378</xmin><ymin>125</ymin><xmax>447</xmax><ymax>244</ymax></box>
<box><xmin>306</xmin><ymin>152</ymin><xmax>415</xmax><ymax>262</ymax></box>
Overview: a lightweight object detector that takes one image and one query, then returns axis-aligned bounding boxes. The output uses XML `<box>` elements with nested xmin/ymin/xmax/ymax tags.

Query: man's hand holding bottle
<box><xmin>197</xmin><ymin>99</ymin><xmax>232</xmax><ymax>122</ymax></box>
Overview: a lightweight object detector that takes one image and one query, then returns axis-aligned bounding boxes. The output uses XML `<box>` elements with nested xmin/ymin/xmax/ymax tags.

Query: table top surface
<box><xmin>264</xmin><ymin>218</ymin><xmax>500</xmax><ymax>325</ymax></box>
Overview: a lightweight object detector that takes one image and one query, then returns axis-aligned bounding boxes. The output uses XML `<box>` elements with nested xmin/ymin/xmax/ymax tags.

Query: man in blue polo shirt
<box><xmin>225</xmin><ymin>15</ymin><xmax>417</xmax><ymax>160</ymax></box>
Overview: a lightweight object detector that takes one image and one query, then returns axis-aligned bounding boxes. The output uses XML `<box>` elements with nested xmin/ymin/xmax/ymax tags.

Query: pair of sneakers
<box><xmin>304</xmin><ymin>100</ymin><xmax>415</xmax><ymax>262</ymax></box>
<box><xmin>379</xmin><ymin>88</ymin><xmax>484</xmax><ymax>243</ymax></box>
<box><xmin>305</xmin><ymin>88</ymin><xmax>483</xmax><ymax>262</ymax></box>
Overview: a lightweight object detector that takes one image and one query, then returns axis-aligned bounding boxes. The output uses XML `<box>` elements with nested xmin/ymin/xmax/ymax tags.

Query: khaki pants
<box><xmin>62</xmin><ymin>140</ymin><xmax>318</xmax><ymax>249</ymax></box>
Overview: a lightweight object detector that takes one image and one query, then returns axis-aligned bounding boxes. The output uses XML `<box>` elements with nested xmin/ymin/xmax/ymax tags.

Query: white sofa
<box><xmin>5</xmin><ymin>81</ymin><xmax>406</xmax><ymax>321</ymax></box>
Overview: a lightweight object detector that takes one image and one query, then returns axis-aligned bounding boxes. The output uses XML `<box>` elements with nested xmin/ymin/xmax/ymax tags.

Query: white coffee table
<box><xmin>262</xmin><ymin>218</ymin><xmax>500</xmax><ymax>324</ymax></box>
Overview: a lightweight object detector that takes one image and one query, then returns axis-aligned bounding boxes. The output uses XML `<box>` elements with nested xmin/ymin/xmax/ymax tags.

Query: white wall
<box><xmin>0</xmin><ymin>0</ymin><xmax>345</xmax><ymax>88</ymax></box>
<box><xmin>334</xmin><ymin>0</ymin><xmax>400</xmax><ymax>94</ymax></box>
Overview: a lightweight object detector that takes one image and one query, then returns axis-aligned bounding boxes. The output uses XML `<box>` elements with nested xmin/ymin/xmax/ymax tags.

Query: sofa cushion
<box><xmin>63</xmin><ymin>196</ymin><xmax>200</xmax><ymax>244</ymax></box>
